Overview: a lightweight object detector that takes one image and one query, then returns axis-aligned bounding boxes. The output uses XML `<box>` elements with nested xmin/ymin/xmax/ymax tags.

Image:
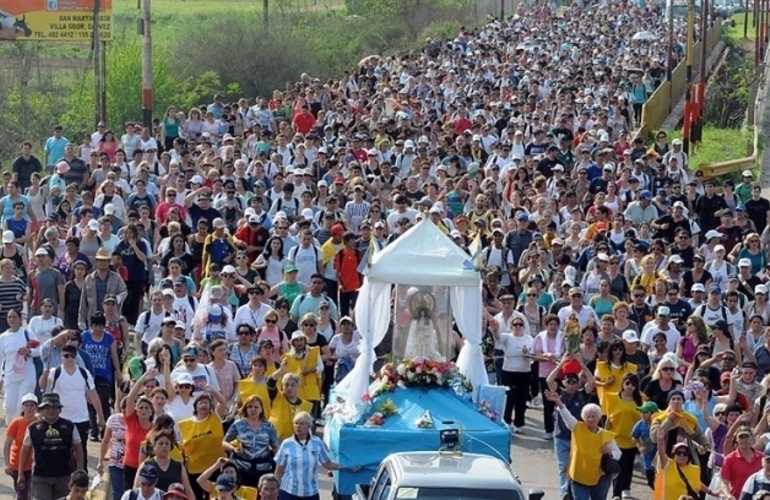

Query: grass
<box><xmin>669</xmin><ymin>125</ymin><xmax>753</xmax><ymax>166</ymax></box>
<box><xmin>724</xmin><ymin>12</ymin><xmax>757</xmax><ymax>47</ymax></box>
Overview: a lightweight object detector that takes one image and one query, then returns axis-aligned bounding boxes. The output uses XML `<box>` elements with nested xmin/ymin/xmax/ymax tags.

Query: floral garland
<box><xmin>372</xmin><ymin>358</ymin><xmax>473</xmax><ymax>397</ymax></box>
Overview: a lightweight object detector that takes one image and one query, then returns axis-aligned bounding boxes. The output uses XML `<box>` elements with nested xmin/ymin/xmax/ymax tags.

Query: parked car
<box><xmin>353</xmin><ymin>452</ymin><xmax>545</xmax><ymax>500</ymax></box>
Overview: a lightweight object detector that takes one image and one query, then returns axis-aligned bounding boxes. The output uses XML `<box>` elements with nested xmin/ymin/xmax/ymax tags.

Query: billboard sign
<box><xmin>0</xmin><ymin>0</ymin><xmax>112</xmax><ymax>42</ymax></box>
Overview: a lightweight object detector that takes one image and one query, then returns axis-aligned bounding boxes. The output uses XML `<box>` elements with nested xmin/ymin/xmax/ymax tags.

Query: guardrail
<box><xmin>637</xmin><ymin>18</ymin><xmax>723</xmax><ymax>139</ymax></box>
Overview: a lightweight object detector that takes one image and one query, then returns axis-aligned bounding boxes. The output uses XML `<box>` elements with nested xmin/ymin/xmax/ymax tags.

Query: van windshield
<box><xmin>396</xmin><ymin>487</ymin><xmax>524</xmax><ymax>500</ymax></box>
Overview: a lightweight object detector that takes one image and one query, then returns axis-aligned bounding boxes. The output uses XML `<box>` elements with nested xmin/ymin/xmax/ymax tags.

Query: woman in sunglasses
<box><xmin>653</xmin><ymin>440</ymin><xmax>715</xmax><ymax>499</ymax></box>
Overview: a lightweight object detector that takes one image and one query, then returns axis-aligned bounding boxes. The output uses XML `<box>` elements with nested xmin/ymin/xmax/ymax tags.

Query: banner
<box><xmin>0</xmin><ymin>0</ymin><xmax>112</xmax><ymax>42</ymax></box>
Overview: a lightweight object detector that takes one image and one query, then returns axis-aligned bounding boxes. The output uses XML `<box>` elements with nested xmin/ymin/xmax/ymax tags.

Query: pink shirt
<box><xmin>154</xmin><ymin>202</ymin><xmax>188</xmax><ymax>225</ymax></box>
<box><xmin>257</xmin><ymin>327</ymin><xmax>290</xmax><ymax>363</ymax></box>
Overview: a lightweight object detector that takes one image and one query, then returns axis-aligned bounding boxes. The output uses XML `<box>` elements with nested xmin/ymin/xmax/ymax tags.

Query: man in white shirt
<box><xmin>287</xmin><ymin>230</ymin><xmax>323</xmax><ymax>287</ymax></box>
<box><xmin>234</xmin><ymin>285</ymin><xmax>273</xmax><ymax>329</ymax></box>
<box><xmin>640</xmin><ymin>306</ymin><xmax>681</xmax><ymax>352</ymax></box>
<box><xmin>170</xmin><ymin>345</ymin><xmax>220</xmax><ymax>391</ymax></box>
<box><xmin>42</xmin><ymin>344</ymin><xmax>103</xmax><ymax>462</ymax></box>
<box><xmin>134</xmin><ymin>290</ymin><xmax>171</xmax><ymax>354</ymax></box>
<box><xmin>558</xmin><ymin>288</ymin><xmax>600</xmax><ymax>329</ymax></box>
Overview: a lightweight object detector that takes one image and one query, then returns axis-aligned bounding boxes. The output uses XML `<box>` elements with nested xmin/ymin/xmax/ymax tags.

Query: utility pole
<box><xmin>263</xmin><ymin>0</ymin><xmax>269</xmax><ymax>30</ymax></box>
<box><xmin>93</xmin><ymin>0</ymin><xmax>102</xmax><ymax>127</ymax></box>
<box><xmin>694</xmin><ymin>0</ymin><xmax>708</xmax><ymax>151</ymax></box>
<box><xmin>682</xmin><ymin>0</ymin><xmax>695</xmax><ymax>155</ymax></box>
<box><xmin>142</xmin><ymin>0</ymin><xmax>153</xmax><ymax>129</ymax></box>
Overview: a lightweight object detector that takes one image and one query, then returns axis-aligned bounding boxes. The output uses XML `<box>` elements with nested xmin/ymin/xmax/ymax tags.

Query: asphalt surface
<box><xmin>0</xmin><ymin>399</ymin><xmax>653</xmax><ymax>500</ymax></box>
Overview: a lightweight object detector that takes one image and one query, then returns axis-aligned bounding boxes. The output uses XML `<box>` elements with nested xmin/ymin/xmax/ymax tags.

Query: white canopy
<box><xmin>336</xmin><ymin>219</ymin><xmax>487</xmax><ymax>404</ymax></box>
<box><xmin>366</xmin><ymin>220</ymin><xmax>481</xmax><ymax>286</ymax></box>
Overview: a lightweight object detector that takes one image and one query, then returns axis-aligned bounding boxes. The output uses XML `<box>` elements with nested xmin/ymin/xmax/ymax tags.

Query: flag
<box><xmin>468</xmin><ymin>232</ymin><xmax>483</xmax><ymax>270</ymax></box>
<box><xmin>357</xmin><ymin>236</ymin><xmax>380</xmax><ymax>274</ymax></box>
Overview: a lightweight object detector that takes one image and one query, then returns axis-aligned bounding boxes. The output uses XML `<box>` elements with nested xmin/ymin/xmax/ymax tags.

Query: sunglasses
<box><xmin>674</xmin><ymin>451</ymin><xmax>690</xmax><ymax>457</ymax></box>
<box><xmin>660</xmin><ymin>367</ymin><xmax>675</xmax><ymax>372</ymax></box>
<box><xmin>715</xmin><ymin>411</ymin><xmax>725</xmax><ymax>417</ymax></box>
<box><xmin>264</xmin><ymin>319</ymin><xmax>277</xmax><ymax>324</ymax></box>
<box><xmin>178</xmin><ymin>384</ymin><xmax>193</xmax><ymax>389</ymax></box>
<box><xmin>183</xmin><ymin>358</ymin><xmax>196</xmax><ymax>363</ymax></box>
<box><xmin>512</xmin><ymin>323</ymin><xmax>525</xmax><ymax>327</ymax></box>
<box><xmin>303</xmin><ymin>324</ymin><xmax>317</xmax><ymax>328</ymax></box>
<box><xmin>237</xmin><ymin>330</ymin><xmax>252</xmax><ymax>335</ymax></box>
<box><xmin>62</xmin><ymin>353</ymin><xmax>75</xmax><ymax>359</ymax></box>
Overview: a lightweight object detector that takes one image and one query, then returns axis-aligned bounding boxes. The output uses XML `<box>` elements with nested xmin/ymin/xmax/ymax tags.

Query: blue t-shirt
<box><xmin>0</xmin><ymin>195</ymin><xmax>29</xmax><ymax>223</ymax></box>
<box><xmin>81</xmin><ymin>330</ymin><xmax>115</xmax><ymax>383</ymax></box>
<box><xmin>631</xmin><ymin>419</ymin><xmax>656</xmax><ymax>470</ymax></box>
<box><xmin>6</xmin><ymin>217</ymin><xmax>27</xmax><ymax>239</ymax></box>
<box><xmin>44</xmin><ymin>136</ymin><xmax>68</xmax><ymax>167</ymax></box>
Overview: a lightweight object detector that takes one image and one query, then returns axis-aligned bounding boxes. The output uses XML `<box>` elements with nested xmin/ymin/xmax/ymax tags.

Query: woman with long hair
<box><xmin>223</xmin><ymin>394</ymin><xmax>280</xmax><ymax>488</ymax></box>
<box><xmin>273</xmin><ymin>297</ymin><xmax>297</xmax><ymax>335</ymax></box>
<box><xmin>606</xmin><ymin>373</ymin><xmax>643</xmax><ymax>499</ymax></box>
<box><xmin>137</xmin><ymin>430</ymin><xmax>193</xmax><ymax>494</ymax></box>
<box><xmin>115</xmin><ymin>223</ymin><xmax>150</xmax><ymax>325</ymax></box>
<box><xmin>178</xmin><ymin>389</ymin><xmax>227</xmax><ymax>500</ymax></box>
<box><xmin>595</xmin><ymin>339</ymin><xmax>638</xmax><ymax>415</ymax></box>
<box><xmin>253</xmin><ymin>237</ymin><xmax>285</xmax><ymax>287</ymax></box>
<box><xmin>98</xmin><ymin>130</ymin><xmax>119</xmax><ymax>163</ymax></box>
<box><xmin>207</xmin><ymin>339</ymin><xmax>240</xmax><ymax>416</ymax></box>
<box><xmin>632</xmin><ymin>255</ymin><xmax>666</xmax><ymax>296</ymax></box>
<box><xmin>676</xmin><ymin>316</ymin><xmax>709</xmax><ymax>374</ymax></box>
<box><xmin>122</xmin><ymin>371</ymin><xmax>156</xmax><ymax>489</ymax></box>
<box><xmin>643</xmin><ymin>354</ymin><xmax>682</xmax><ymax>411</ymax></box>
<box><xmin>161</xmin><ymin>106</ymin><xmax>181</xmax><ymax>151</ymax></box>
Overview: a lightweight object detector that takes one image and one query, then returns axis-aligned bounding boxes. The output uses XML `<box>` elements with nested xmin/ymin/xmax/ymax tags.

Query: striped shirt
<box><xmin>276</xmin><ymin>435</ymin><xmax>332</xmax><ymax>497</ymax></box>
<box><xmin>344</xmin><ymin>200</ymin><xmax>370</xmax><ymax>234</ymax></box>
<box><xmin>0</xmin><ymin>277</ymin><xmax>26</xmax><ymax>321</ymax></box>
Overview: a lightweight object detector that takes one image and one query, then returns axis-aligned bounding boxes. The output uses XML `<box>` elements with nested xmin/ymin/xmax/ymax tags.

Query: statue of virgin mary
<box><xmin>403</xmin><ymin>289</ymin><xmax>446</xmax><ymax>362</ymax></box>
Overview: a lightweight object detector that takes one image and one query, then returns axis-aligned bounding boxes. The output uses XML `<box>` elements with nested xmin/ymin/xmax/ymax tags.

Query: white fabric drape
<box><xmin>335</xmin><ymin>279</ymin><xmax>391</xmax><ymax>403</ymax></box>
<box><xmin>451</xmin><ymin>284</ymin><xmax>486</xmax><ymax>400</ymax></box>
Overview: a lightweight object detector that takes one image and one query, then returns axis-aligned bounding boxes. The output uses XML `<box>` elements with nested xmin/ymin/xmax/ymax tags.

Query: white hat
<box><xmin>415</xmin><ymin>212</ymin><xmax>425</xmax><ymax>221</ymax></box>
<box><xmin>274</xmin><ymin>211</ymin><xmax>287</xmax><ymax>221</ymax></box>
<box><xmin>301</xmin><ymin>208</ymin><xmax>314</xmax><ymax>221</ymax></box>
<box><xmin>87</xmin><ymin>219</ymin><xmax>100</xmax><ymax>231</ymax></box>
<box><xmin>248</xmin><ymin>214</ymin><xmax>260</xmax><ymax>224</ymax></box>
<box><xmin>742</xmin><ymin>170</ymin><xmax>754</xmax><ymax>177</ymax></box>
<box><xmin>739</xmin><ymin>258</ymin><xmax>752</xmax><ymax>267</ymax></box>
<box><xmin>374</xmin><ymin>221</ymin><xmax>385</xmax><ymax>229</ymax></box>
<box><xmin>672</xmin><ymin>138</ymin><xmax>682</xmax><ymax>145</ymax></box>
<box><xmin>512</xmin><ymin>154</ymin><xmax>523</xmax><ymax>161</ymax></box>
<box><xmin>714</xmin><ymin>244</ymin><xmax>726</xmax><ymax>253</ymax></box>
<box><xmin>450</xmin><ymin>230</ymin><xmax>462</xmax><ymax>238</ymax></box>
<box><xmin>294</xmin><ymin>168</ymin><xmax>306</xmax><ymax>176</ymax></box>
<box><xmin>213</xmin><ymin>218</ymin><xmax>227</xmax><ymax>229</ymax></box>
<box><xmin>245</xmin><ymin>208</ymin><xmax>256</xmax><ymax>217</ymax></box>
<box><xmin>176</xmin><ymin>373</ymin><xmax>194</xmax><ymax>386</ymax></box>
<box><xmin>222</xmin><ymin>265</ymin><xmax>236</xmax><ymax>274</ymax></box>
<box><xmin>622</xmin><ymin>330</ymin><xmax>640</xmax><ymax>343</ymax></box>
<box><xmin>552</xmin><ymin>164</ymin><xmax>564</xmax><ymax>172</ymax></box>
<box><xmin>472</xmin><ymin>134</ymin><xmax>481</xmax><ymax>141</ymax></box>
<box><xmin>429</xmin><ymin>206</ymin><xmax>442</xmax><ymax>214</ymax></box>
<box><xmin>291</xmin><ymin>330</ymin><xmax>306</xmax><ymax>341</ymax></box>
<box><xmin>21</xmin><ymin>393</ymin><xmax>38</xmax><ymax>405</ymax></box>
<box><xmin>673</xmin><ymin>201</ymin><xmax>686</xmax><ymax>209</ymax></box>
<box><xmin>705</xmin><ymin>230</ymin><xmax>724</xmax><ymax>240</ymax></box>
<box><xmin>596</xmin><ymin>253</ymin><xmax>609</xmax><ymax>261</ymax></box>
<box><xmin>404</xmin><ymin>140</ymin><xmax>415</xmax><ymax>149</ymax></box>
<box><xmin>318</xmin><ymin>147</ymin><xmax>328</xmax><ymax>154</ymax></box>
<box><xmin>692</xmin><ymin>283</ymin><xmax>706</xmax><ymax>293</ymax></box>
<box><xmin>668</xmin><ymin>254</ymin><xmax>684</xmax><ymax>264</ymax></box>
<box><xmin>756</xmin><ymin>284</ymin><xmax>768</xmax><ymax>295</ymax></box>
<box><xmin>34</xmin><ymin>247</ymin><xmax>49</xmax><ymax>257</ymax></box>
<box><xmin>603</xmin><ymin>164</ymin><xmax>614</xmax><ymax>172</ymax></box>
<box><xmin>162</xmin><ymin>288</ymin><xmax>174</xmax><ymax>297</ymax></box>
<box><xmin>175</xmin><ymin>320</ymin><xmax>186</xmax><ymax>329</ymax></box>
<box><xmin>318</xmin><ymin>180</ymin><xmax>328</xmax><ymax>188</ymax></box>
<box><xmin>104</xmin><ymin>204</ymin><xmax>116</xmax><ymax>215</ymax></box>
<box><xmin>1</xmin><ymin>230</ymin><xmax>13</xmax><ymax>244</ymax></box>
<box><xmin>222</xmin><ymin>133</ymin><xmax>234</xmax><ymax>142</ymax></box>
<box><xmin>191</xmin><ymin>175</ymin><xmax>204</xmax><ymax>184</ymax></box>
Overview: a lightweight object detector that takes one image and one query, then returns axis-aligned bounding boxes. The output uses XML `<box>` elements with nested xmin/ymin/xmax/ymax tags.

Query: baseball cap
<box><xmin>668</xmin><ymin>254</ymin><xmax>684</xmax><ymax>264</ymax></box>
<box><xmin>622</xmin><ymin>330</ymin><xmax>640</xmax><ymax>343</ymax></box>
<box><xmin>705</xmin><ymin>230</ymin><xmax>724</xmax><ymax>240</ymax></box>
<box><xmin>736</xmin><ymin>426</ymin><xmax>753</xmax><ymax>437</ymax></box>
<box><xmin>639</xmin><ymin>190</ymin><xmax>652</xmax><ymax>200</ymax></box>
<box><xmin>1</xmin><ymin>231</ymin><xmax>14</xmax><ymax>244</ymax></box>
<box><xmin>216</xmin><ymin>474</ymin><xmax>236</xmax><ymax>491</ymax></box>
<box><xmin>138</xmin><ymin>464</ymin><xmax>159</xmax><ymax>484</ymax></box>
<box><xmin>637</xmin><ymin>401</ymin><xmax>659</xmax><ymax>413</ymax></box>
<box><xmin>712</xmin><ymin>319</ymin><xmax>729</xmax><ymax>332</ymax></box>
<box><xmin>191</xmin><ymin>175</ymin><xmax>203</xmax><ymax>184</ymax></box>
<box><xmin>657</xmin><ymin>306</ymin><xmax>670</xmax><ymax>317</ymax></box>
<box><xmin>21</xmin><ymin>393</ymin><xmax>38</xmax><ymax>405</ymax></box>
<box><xmin>756</xmin><ymin>284</ymin><xmax>768</xmax><ymax>295</ymax></box>
<box><xmin>739</xmin><ymin>258</ymin><xmax>752</xmax><ymax>267</ymax></box>
<box><xmin>691</xmin><ymin>283</ymin><xmax>706</xmax><ymax>293</ymax></box>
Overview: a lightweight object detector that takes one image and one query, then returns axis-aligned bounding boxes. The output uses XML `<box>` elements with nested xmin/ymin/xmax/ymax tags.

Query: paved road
<box><xmin>0</xmin><ymin>401</ymin><xmax>651</xmax><ymax>500</ymax></box>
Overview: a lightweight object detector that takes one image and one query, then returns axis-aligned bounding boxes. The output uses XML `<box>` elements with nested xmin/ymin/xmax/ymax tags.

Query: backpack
<box><xmin>51</xmin><ymin>365</ymin><xmax>91</xmax><ymax>391</ymax></box>
<box><xmin>298</xmin><ymin>292</ymin><xmax>331</xmax><ymax>308</ymax></box>
<box><xmin>275</xmin><ymin>197</ymin><xmax>300</xmax><ymax>216</ymax></box>
<box><xmin>142</xmin><ymin>309</ymin><xmax>173</xmax><ymax>330</ymax></box>
<box><xmin>483</xmin><ymin>245</ymin><xmax>510</xmax><ymax>273</ymax></box>
<box><xmin>694</xmin><ymin>303</ymin><xmax>729</xmax><ymax>324</ymax></box>
<box><xmin>288</xmin><ymin>245</ymin><xmax>320</xmax><ymax>266</ymax></box>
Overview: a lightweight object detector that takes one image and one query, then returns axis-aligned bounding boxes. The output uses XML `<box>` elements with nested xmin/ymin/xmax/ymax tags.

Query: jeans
<box><xmin>554</xmin><ymin>438</ymin><xmax>571</xmax><ymax>499</ymax></box>
<box><xmin>11</xmin><ymin>470</ymin><xmax>31</xmax><ymax>500</ymax></box>
<box><xmin>339</xmin><ymin>290</ymin><xmax>358</xmax><ymax>317</ymax></box>
<box><xmin>323</xmin><ymin>278</ymin><xmax>338</xmax><ymax>306</ymax></box>
<box><xmin>109</xmin><ymin>465</ymin><xmax>124</xmax><ymax>500</ymax></box>
<box><xmin>539</xmin><ymin>377</ymin><xmax>556</xmax><ymax>433</ymax></box>
<box><xmin>501</xmin><ymin>370</ymin><xmax>530</xmax><ymax>428</ymax></box>
<box><xmin>570</xmin><ymin>474</ymin><xmax>612</xmax><ymax>500</ymax></box>
<box><xmin>88</xmin><ymin>376</ymin><xmax>113</xmax><ymax>438</ymax></box>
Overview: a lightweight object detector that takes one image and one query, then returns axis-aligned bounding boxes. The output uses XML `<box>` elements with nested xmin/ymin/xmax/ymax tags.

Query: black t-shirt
<box><xmin>664</xmin><ymin>299</ymin><xmax>693</xmax><ymax>330</ymax></box>
<box><xmin>12</xmin><ymin>155</ymin><xmax>42</xmax><ymax>190</ymax></box>
<box><xmin>737</xmin><ymin>275</ymin><xmax>762</xmax><ymax>301</ymax></box>
<box><xmin>626</xmin><ymin>350</ymin><xmax>651</xmax><ymax>378</ymax></box>
<box><xmin>654</xmin><ymin>215</ymin><xmax>691</xmax><ymax>244</ymax></box>
<box><xmin>643</xmin><ymin>378</ymin><xmax>677</xmax><ymax>411</ymax></box>
<box><xmin>669</xmin><ymin>244</ymin><xmax>695</xmax><ymax>269</ymax></box>
<box><xmin>188</xmin><ymin>204</ymin><xmax>222</xmax><ymax>228</ymax></box>
<box><xmin>537</xmin><ymin>157</ymin><xmax>559</xmax><ymax>178</ymax></box>
<box><xmin>681</xmin><ymin>269</ymin><xmax>712</xmax><ymax>297</ymax></box>
<box><xmin>404</xmin><ymin>189</ymin><xmax>424</xmax><ymax>207</ymax></box>
<box><xmin>589</xmin><ymin>177</ymin><xmax>609</xmax><ymax>194</ymax></box>
<box><xmin>746</xmin><ymin>198</ymin><xmax>770</xmax><ymax>234</ymax></box>
<box><xmin>63</xmin><ymin>158</ymin><xmax>88</xmax><ymax>186</ymax></box>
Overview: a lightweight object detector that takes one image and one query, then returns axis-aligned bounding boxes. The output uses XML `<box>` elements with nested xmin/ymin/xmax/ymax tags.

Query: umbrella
<box><xmin>632</xmin><ymin>30</ymin><xmax>656</xmax><ymax>41</ymax></box>
<box><xmin>358</xmin><ymin>55</ymin><xmax>382</xmax><ymax>67</ymax></box>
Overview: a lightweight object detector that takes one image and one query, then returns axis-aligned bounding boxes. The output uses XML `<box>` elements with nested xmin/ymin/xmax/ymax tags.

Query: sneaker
<box><xmin>508</xmin><ymin>424</ymin><xmax>517</xmax><ymax>433</ymax></box>
<box><xmin>514</xmin><ymin>426</ymin><xmax>525</xmax><ymax>434</ymax></box>
<box><xmin>531</xmin><ymin>395</ymin><xmax>543</xmax><ymax>407</ymax></box>
<box><xmin>543</xmin><ymin>432</ymin><xmax>553</xmax><ymax>440</ymax></box>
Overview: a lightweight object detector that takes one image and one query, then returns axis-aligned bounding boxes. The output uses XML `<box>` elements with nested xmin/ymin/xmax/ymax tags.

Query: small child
<box><xmin>110</xmin><ymin>251</ymin><xmax>129</xmax><ymax>281</ymax></box>
<box><xmin>632</xmin><ymin>400</ymin><xmax>659</xmax><ymax>489</ymax></box>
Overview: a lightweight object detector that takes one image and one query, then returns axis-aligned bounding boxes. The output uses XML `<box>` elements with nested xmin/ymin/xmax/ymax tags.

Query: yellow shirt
<box><xmin>281</xmin><ymin>348</ymin><xmax>321</xmax><ymax>402</ymax></box>
<box><xmin>569</xmin><ymin>422</ymin><xmax>616</xmax><ymax>487</ymax></box>
<box><xmin>237</xmin><ymin>379</ymin><xmax>272</xmax><ymax>418</ymax></box>
<box><xmin>594</xmin><ymin>361</ymin><xmax>637</xmax><ymax>414</ymax></box>
<box><xmin>605</xmin><ymin>393</ymin><xmax>641</xmax><ymax>449</ymax></box>
<box><xmin>654</xmin><ymin>460</ymin><xmax>701</xmax><ymax>500</ymax></box>
<box><xmin>631</xmin><ymin>272</ymin><xmax>666</xmax><ymax>296</ymax></box>
<box><xmin>178</xmin><ymin>413</ymin><xmax>225</xmax><ymax>474</ymax></box>
<box><xmin>269</xmin><ymin>392</ymin><xmax>313</xmax><ymax>442</ymax></box>
<box><xmin>210</xmin><ymin>485</ymin><xmax>258</xmax><ymax>500</ymax></box>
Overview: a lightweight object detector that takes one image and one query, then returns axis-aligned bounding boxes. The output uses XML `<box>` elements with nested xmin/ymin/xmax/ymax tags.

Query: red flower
<box><xmin>26</xmin><ymin>340</ymin><xmax>40</xmax><ymax>348</ymax></box>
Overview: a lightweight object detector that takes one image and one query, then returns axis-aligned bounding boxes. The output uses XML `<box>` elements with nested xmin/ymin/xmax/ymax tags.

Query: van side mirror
<box><xmin>528</xmin><ymin>490</ymin><xmax>545</xmax><ymax>500</ymax></box>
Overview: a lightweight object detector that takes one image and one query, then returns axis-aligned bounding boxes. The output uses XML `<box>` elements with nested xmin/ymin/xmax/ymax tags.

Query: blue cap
<box><xmin>517</xmin><ymin>213</ymin><xmax>529</xmax><ymax>221</ymax></box>
<box><xmin>639</xmin><ymin>190</ymin><xmax>652</xmax><ymax>200</ymax></box>
<box><xmin>183</xmin><ymin>345</ymin><xmax>198</xmax><ymax>357</ymax></box>
<box><xmin>736</xmin><ymin>204</ymin><xmax>746</xmax><ymax>211</ymax></box>
<box><xmin>533</xmin><ymin>232</ymin><xmax>543</xmax><ymax>239</ymax></box>
<box><xmin>216</xmin><ymin>474</ymin><xmax>236</xmax><ymax>491</ymax></box>
<box><xmin>138</xmin><ymin>464</ymin><xmax>158</xmax><ymax>483</ymax></box>
<box><xmin>208</xmin><ymin>304</ymin><xmax>224</xmax><ymax>321</ymax></box>
<box><xmin>709</xmin><ymin>284</ymin><xmax>722</xmax><ymax>294</ymax></box>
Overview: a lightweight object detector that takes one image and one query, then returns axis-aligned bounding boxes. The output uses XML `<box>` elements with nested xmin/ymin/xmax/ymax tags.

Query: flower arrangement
<box><xmin>415</xmin><ymin>410</ymin><xmax>434</xmax><ymax>429</ymax></box>
<box><xmin>478</xmin><ymin>399</ymin><xmax>500</xmax><ymax>422</ymax></box>
<box><xmin>372</xmin><ymin>358</ymin><xmax>472</xmax><ymax>397</ymax></box>
<box><xmin>377</xmin><ymin>398</ymin><xmax>398</xmax><ymax>417</ymax></box>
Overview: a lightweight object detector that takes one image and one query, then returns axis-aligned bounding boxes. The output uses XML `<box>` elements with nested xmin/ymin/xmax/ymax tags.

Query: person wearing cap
<box><xmin>557</xmin><ymin>287</ymin><xmax>601</xmax><ymax>330</ymax></box>
<box><xmin>121</xmin><ymin>463</ymin><xmax>164</xmax><ymax>500</ymax></box>
<box><xmin>481</xmin><ymin>227</ymin><xmax>515</xmax><ymax>289</ymax></box>
<box><xmin>623</xmin><ymin>189</ymin><xmax>658</xmax><ymax>226</ymax></box>
<box><xmin>234</xmin><ymin>284</ymin><xmax>273</xmax><ymax>331</ymax></box>
<box><xmin>631</xmin><ymin>400</ymin><xmax>660</xmax><ymax>489</ymax></box>
<box><xmin>196</xmin><ymin>457</ymin><xmax>260</xmax><ymax>500</ymax></box>
<box><xmin>4</xmin><ymin>392</ymin><xmax>37</xmax><ymax>499</ymax></box>
<box><xmin>233</xmin><ymin>211</ymin><xmax>270</xmax><ymax>264</ymax></box>
<box><xmin>162</xmin><ymin>482</ymin><xmax>192</xmax><ymax>500</ymax></box>
<box><xmin>18</xmin><ymin>392</ymin><xmax>84</xmax><ymax>497</ymax></box>
<box><xmin>286</xmin><ymin>229</ymin><xmax>323</xmax><ymax>289</ymax></box>
<box><xmin>134</xmin><ymin>289</ymin><xmax>175</xmax><ymax>355</ymax></box>
<box><xmin>640</xmin><ymin>305</ymin><xmax>681</xmax><ymax>352</ymax></box>
<box><xmin>652</xmin><ymin>437</ymin><xmax>714</xmax><ymax>499</ymax></box>
<box><xmin>721</xmin><ymin>422</ymin><xmax>765</xmax><ymax>500</ymax></box>
<box><xmin>201</xmin><ymin>218</ymin><xmax>238</xmax><ymax>279</ymax></box>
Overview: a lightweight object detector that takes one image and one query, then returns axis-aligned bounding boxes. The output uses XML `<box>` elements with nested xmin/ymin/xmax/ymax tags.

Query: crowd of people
<box><xmin>0</xmin><ymin>0</ymin><xmax>750</xmax><ymax>499</ymax></box>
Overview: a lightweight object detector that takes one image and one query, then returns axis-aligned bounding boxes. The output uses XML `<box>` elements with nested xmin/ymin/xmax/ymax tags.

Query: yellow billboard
<box><xmin>0</xmin><ymin>0</ymin><xmax>112</xmax><ymax>42</ymax></box>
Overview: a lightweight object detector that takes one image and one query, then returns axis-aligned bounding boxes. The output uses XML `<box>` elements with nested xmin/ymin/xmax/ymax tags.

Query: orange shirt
<box><xmin>335</xmin><ymin>248</ymin><xmax>361</xmax><ymax>292</ymax></box>
<box><xmin>6</xmin><ymin>417</ymin><xmax>33</xmax><ymax>471</ymax></box>
<box><xmin>124</xmin><ymin>412</ymin><xmax>152</xmax><ymax>468</ymax></box>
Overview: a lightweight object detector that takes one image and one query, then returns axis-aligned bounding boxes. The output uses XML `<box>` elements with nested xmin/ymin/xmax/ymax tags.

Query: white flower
<box><xmin>415</xmin><ymin>367</ymin><xmax>422</xmax><ymax>374</ymax></box>
<box><xmin>397</xmin><ymin>365</ymin><xmax>407</xmax><ymax>376</ymax></box>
